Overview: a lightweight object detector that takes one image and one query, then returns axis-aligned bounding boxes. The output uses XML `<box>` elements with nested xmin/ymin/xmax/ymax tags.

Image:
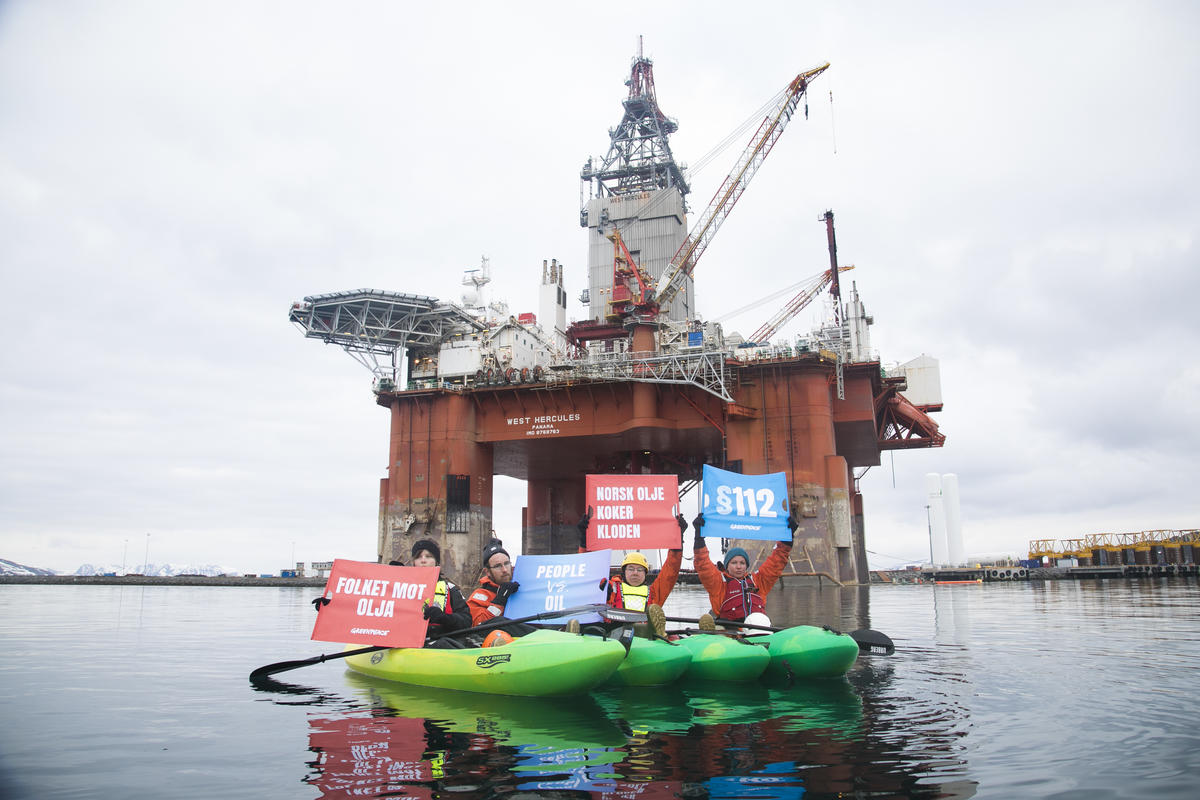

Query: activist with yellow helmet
<box><xmin>577</xmin><ymin>508</ymin><xmax>688</xmax><ymax>638</ymax></box>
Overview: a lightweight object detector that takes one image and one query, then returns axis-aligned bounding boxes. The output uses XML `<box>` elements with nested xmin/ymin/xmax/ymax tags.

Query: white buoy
<box><xmin>942</xmin><ymin>474</ymin><xmax>965</xmax><ymax>567</ymax></box>
<box><xmin>925</xmin><ymin>472</ymin><xmax>949</xmax><ymax>567</ymax></box>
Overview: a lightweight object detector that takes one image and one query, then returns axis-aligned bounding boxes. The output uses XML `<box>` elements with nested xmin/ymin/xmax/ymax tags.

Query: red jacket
<box><xmin>694</xmin><ymin>542</ymin><xmax>791</xmax><ymax>621</ymax></box>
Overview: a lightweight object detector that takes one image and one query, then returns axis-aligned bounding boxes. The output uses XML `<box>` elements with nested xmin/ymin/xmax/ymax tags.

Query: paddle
<box><xmin>249</xmin><ymin>602</ymin><xmax>608</xmax><ymax>682</ymax></box>
<box><xmin>848</xmin><ymin>628</ymin><xmax>895</xmax><ymax>656</ymax></box>
<box><xmin>599</xmin><ymin>607</ymin><xmax>648</xmax><ymax>624</ymax></box>
<box><xmin>663</xmin><ymin>615</ymin><xmax>895</xmax><ymax>655</ymax></box>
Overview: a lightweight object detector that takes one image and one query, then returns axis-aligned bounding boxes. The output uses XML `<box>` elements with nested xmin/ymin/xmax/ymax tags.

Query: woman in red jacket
<box><xmin>691</xmin><ymin>512</ymin><xmax>798</xmax><ymax>628</ymax></box>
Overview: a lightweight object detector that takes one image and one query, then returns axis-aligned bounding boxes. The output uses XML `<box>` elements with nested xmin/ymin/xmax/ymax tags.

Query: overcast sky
<box><xmin>2</xmin><ymin>1</ymin><xmax>1197</xmax><ymax>575</ymax></box>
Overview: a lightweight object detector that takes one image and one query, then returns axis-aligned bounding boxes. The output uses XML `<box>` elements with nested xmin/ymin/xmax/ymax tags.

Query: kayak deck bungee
<box><xmin>343</xmin><ymin>628</ymin><xmax>626</xmax><ymax>697</ymax></box>
<box><xmin>674</xmin><ymin>633</ymin><xmax>771</xmax><ymax>682</ymax></box>
<box><xmin>756</xmin><ymin>625</ymin><xmax>860</xmax><ymax>680</ymax></box>
<box><xmin>601</xmin><ymin>635</ymin><xmax>692</xmax><ymax>687</ymax></box>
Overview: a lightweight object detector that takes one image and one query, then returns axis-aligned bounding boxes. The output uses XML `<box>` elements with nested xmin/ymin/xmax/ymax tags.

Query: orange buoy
<box><xmin>483</xmin><ymin>630</ymin><xmax>513</xmax><ymax>648</ymax></box>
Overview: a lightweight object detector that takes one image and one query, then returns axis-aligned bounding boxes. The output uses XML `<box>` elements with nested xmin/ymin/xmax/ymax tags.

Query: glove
<box><xmin>692</xmin><ymin>513</ymin><xmax>706</xmax><ymax>550</ymax></box>
<box><xmin>787</xmin><ymin>512</ymin><xmax>799</xmax><ymax>545</ymax></box>
<box><xmin>577</xmin><ymin>506</ymin><xmax>593</xmax><ymax>547</ymax></box>
<box><xmin>676</xmin><ymin>513</ymin><xmax>688</xmax><ymax>548</ymax></box>
<box><xmin>598</xmin><ymin>578</ymin><xmax>609</xmax><ymax>592</ymax></box>
<box><xmin>423</xmin><ymin>604</ymin><xmax>449</xmax><ymax>624</ymax></box>
<box><xmin>493</xmin><ymin>581</ymin><xmax>520</xmax><ymax>605</ymax></box>
<box><xmin>311</xmin><ymin>596</ymin><xmax>330</xmax><ymax>612</ymax></box>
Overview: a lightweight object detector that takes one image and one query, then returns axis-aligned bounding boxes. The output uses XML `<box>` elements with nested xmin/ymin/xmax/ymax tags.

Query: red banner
<box><xmin>584</xmin><ymin>474</ymin><xmax>680</xmax><ymax>550</ymax></box>
<box><xmin>310</xmin><ymin>560</ymin><xmax>438</xmax><ymax>648</ymax></box>
<box><xmin>308</xmin><ymin>715</ymin><xmax>434</xmax><ymax>799</ymax></box>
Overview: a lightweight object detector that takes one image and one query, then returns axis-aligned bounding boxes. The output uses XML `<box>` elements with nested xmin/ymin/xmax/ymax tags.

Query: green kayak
<box><xmin>596</xmin><ymin>678</ymin><xmax>863</xmax><ymax>735</ymax></box>
<box><xmin>601</xmin><ymin>636</ymin><xmax>692</xmax><ymax>687</ymax></box>
<box><xmin>757</xmin><ymin>625</ymin><xmax>860</xmax><ymax>679</ymax></box>
<box><xmin>674</xmin><ymin>633</ymin><xmax>771</xmax><ymax>682</ymax></box>
<box><xmin>343</xmin><ymin>628</ymin><xmax>626</xmax><ymax>697</ymax></box>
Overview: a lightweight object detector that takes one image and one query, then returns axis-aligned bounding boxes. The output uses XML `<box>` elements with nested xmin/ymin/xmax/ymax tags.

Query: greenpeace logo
<box><xmin>475</xmin><ymin>653</ymin><xmax>512</xmax><ymax>668</ymax></box>
<box><xmin>729</xmin><ymin>523</ymin><xmax>762</xmax><ymax>531</ymax></box>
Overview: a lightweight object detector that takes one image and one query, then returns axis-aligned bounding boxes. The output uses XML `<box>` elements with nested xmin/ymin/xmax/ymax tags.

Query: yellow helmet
<box><xmin>620</xmin><ymin>552</ymin><xmax>650</xmax><ymax>571</ymax></box>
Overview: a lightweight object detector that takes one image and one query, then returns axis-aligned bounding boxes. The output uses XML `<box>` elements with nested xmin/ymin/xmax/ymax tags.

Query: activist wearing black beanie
<box><xmin>411</xmin><ymin>538</ymin><xmax>441</xmax><ymax>565</ymax></box>
<box><xmin>481</xmin><ymin>538</ymin><xmax>509</xmax><ymax>568</ymax></box>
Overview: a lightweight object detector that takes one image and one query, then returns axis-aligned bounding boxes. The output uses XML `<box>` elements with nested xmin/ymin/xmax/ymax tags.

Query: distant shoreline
<box><xmin>0</xmin><ymin>575</ymin><xmax>327</xmax><ymax>588</ymax></box>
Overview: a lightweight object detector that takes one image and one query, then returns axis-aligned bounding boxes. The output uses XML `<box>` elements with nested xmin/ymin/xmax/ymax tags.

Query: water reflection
<box><xmin>296</xmin><ymin>670</ymin><xmax>964</xmax><ymax>798</ymax></box>
<box><xmin>289</xmin><ymin>584</ymin><xmax>981</xmax><ymax>799</ymax></box>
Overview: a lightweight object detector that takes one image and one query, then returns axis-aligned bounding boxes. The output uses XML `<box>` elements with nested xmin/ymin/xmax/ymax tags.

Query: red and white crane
<box><xmin>652</xmin><ymin>62</ymin><xmax>830</xmax><ymax>315</ymax></box>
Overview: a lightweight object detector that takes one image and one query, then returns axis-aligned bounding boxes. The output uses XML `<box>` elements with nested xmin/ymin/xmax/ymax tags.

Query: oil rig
<box><xmin>289</xmin><ymin>45</ymin><xmax>945</xmax><ymax>585</ymax></box>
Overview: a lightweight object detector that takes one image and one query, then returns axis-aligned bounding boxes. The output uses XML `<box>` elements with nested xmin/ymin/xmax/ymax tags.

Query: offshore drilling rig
<box><xmin>289</xmin><ymin>45</ymin><xmax>945</xmax><ymax>585</ymax></box>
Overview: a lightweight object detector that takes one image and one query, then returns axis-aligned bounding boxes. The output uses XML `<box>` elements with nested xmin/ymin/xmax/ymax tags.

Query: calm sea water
<box><xmin>1</xmin><ymin>579</ymin><xmax>1197</xmax><ymax>799</ymax></box>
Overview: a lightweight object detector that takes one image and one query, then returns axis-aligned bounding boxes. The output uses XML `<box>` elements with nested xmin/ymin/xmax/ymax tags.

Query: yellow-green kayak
<box><xmin>343</xmin><ymin>628</ymin><xmax>626</xmax><ymax>697</ymax></box>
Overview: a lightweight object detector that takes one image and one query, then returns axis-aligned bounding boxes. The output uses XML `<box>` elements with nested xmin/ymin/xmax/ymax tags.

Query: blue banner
<box><xmin>700</xmin><ymin>464</ymin><xmax>790</xmax><ymax>542</ymax></box>
<box><xmin>504</xmin><ymin>550</ymin><xmax>611</xmax><ymax>623</ymax></box>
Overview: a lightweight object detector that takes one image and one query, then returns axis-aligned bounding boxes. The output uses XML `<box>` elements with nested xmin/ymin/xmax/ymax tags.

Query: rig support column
<box><xmin>378</xmin><ymin>393</ymin><xmax>495</xmax><ymax>582</ymax></box>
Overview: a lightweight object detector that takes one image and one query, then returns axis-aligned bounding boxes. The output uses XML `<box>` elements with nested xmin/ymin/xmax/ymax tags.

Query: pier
<box><xmin>873</xmin><ymin>562</ymin><xmax>1199</xmax><ymax>584</ymax></box>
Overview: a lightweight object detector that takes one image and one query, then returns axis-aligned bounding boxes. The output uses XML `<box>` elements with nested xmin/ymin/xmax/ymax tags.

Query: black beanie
<box><xmin>411</xmin><ymin>538</ymin><xmax>441</xmax><ymax>565</ymax></box>
<box><xmin>481</xmin><ymin>538</ymin><xmax>509</xmax><ymax>567</ymax></box>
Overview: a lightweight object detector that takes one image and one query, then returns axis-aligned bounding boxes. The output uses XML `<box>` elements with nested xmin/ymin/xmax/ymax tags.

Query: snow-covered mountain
<box><xmin>0</xmin><ymin>558</ymin><xmax>59</xmax><ymax>576</ymax></box>
<box><xmin>73</xmin><ymin>563</ymin><xmax>242</xmax><ymax>577</ymax></box>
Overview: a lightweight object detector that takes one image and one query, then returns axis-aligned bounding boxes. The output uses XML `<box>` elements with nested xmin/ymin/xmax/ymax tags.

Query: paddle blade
<box><xmin>248</xmin><ymin>645</ymin><xmax>387</xmax><ymax>682</ymax></box>
<box><xmin>250</xmin><ymin>658</ymin><xmax>318</xmax><ymax>682</ymax></box>
<box><xmin>849</xmin><ymin>628</ymin><xmax>895</xmax><ymax>656</ymax></box>
<box><xmin>601</xmin><ymin>607</ymin><xmax>647</xmax><ymax>624</ymax></box>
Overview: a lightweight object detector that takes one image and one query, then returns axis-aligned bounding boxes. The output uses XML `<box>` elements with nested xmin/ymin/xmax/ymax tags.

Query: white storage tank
<box><xmin>898</xmin><ymin>355</ymin><xmax>943</xmax><ymax>409</ymax></box>
<box><xmin>925</xmin><ymin>472</ymin><xmax>949</xmax><ymax>567</ymax></box>
<box><xmin>942</xmin><ymin>473</ymin><xmax>965</xmax><ymax>567</ymax></box>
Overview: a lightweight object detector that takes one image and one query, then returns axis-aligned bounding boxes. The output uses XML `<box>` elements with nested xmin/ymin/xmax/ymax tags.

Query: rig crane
<box><xmin>748</xmin><ymin>265</ymin><xmax>854</xmax><ymax>344</ymax></box>
<box><xmin>605</xmin><ymin>228</ymin><xmax>655</xmax><ymax>321</ymax></box>
<box><xmin>604</xmin><ymin>63</ymin><xmax>830</xmax><ymax>324</ymax></box>
<box><xmin>748</xmin><ymin>208</ymin><xmax>852</xmax><ymax>344</ymax></box>
<box><xmin>640</xmin><ymin>62</ymin><xmax>831</xmax><ymax>319</ymax></box>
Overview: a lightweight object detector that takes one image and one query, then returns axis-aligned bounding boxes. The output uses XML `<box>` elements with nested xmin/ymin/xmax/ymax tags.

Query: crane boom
<box><xmin>748</xmin><ymin>265</ymin><xmax>853</xmax><ymax>344</ymax></box>
<box><xmin>654</xmin><ymin>62</ymin><xmax>830</xmax><ymax>311</ymax></box>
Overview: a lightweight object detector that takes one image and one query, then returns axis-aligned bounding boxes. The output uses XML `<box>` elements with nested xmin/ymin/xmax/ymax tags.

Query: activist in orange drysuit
<box><xmin>466</xmin><ymin>539</ymin><xmax>521</xmax><ymax>626</ymax></box>
<box><xmin>691</xmin><ymin>512</ymin><xmax>798</xmax><ymax>623</ymax></box>
<box><xmin>576</xmin><ymin>507</ymin><xmax>686</xmax><ymax>610</ymax></box>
